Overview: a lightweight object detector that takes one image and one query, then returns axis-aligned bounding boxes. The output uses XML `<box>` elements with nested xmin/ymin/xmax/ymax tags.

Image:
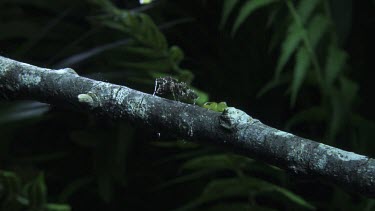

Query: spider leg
<box><xmin>171</xmin><ymin>86</ymin><xmax>177</xmax><ymax>101</ymax></box>
<box><xmin>153</xmin><ymin>80</ymin><xmax>158</xmax><ymax>96</ymax></box>
<box><xmin>193</xmin><ymin>96</ymin><xmax>199</xmax><ymax>105</ymax></box>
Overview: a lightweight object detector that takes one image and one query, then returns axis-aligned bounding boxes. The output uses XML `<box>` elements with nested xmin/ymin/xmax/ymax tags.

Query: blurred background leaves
<box><xmin>1</xmin><ymin>0</ymin><xmax>375</xmax><ymax>210</ymax></box>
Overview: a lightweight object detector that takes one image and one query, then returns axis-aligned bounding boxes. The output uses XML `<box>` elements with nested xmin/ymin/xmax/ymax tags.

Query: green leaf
<box><xmin>286</xmin><ymin>106</ymin><xmax>326</xmax><ymax>130</ymax></box>
<box><xmin>153</xmin><ymin>148</ymin><xmax>216</xmax><ymax>165</ymax></box>
<box><xmin>177</xmin><ymin>177</ymin><xmax>314</xmax><ymax>210</ymax></box>
<box><xmin>59</xmin><ymin>177</ymin><xmax>93</xmax><ymax>202</ymax></box>
<box><xmin>324</xmin><ymin>45</ymin><xmax>347</xmax><ymax>86</ymax></box>
<box><xmin>201</xmin><ymin>178</ymin><xmax>265</xmax><ymax>200</ymax></box>
<box><xmin>0</xmin><ymin>171</ymin><xmax>22</xmax><ymax>199</ymax></box>
<box><xmin>339</xmin><ymin>77</ymin><xmax>358</xmax><ymax>106</ymax></box>
<box><xmin>176</xmin><ymin>69</ymin><xmax>194</xmax><ymax>84</ymax></box>
<box><xmin>70</xmin><ymin>130</ymin><xmax>103</xmax><ymax>148</ymax></box>
<box><xmin>270</xmin><ymin>186</ymin><xmax>315</xmax><ymax>210</ymax></box>
<box><xmin>0</xmin><ymin>102</ymin><xmax>49</xmax><ymax>125</ymax></box>
<box><xmin>231</xmin><ymin>0</ymin><xmax>277</xmax><ymax>36</ymax></box>
<box><xmin>94</xmin><ymin>9</ymin><xmax>167</xmax><ymax>50</ymax></box>
<box><xmin>96</xmin><ymin>19</ymin><xmax>127</xmax><ymax>32</ymax></box>
<box><xmin>90</xmin><ymin>0</ymin><xmax>117</xmax><ymax>11</ymax></box>
<box><xmin>93</xmin><ymin>140</ymin><xmax>115</xmax><ymax>203</ymax></box>
<box><xmin>203</xmin><ymin>178</ymin><xmax>314</xmax><ymax>209</ymax></box>
<box><xmin>25</xmin><ymin>173</ymin><xmax>47</xmax><ymax>209</ymax></box>
<box><xmin>307</xmin><ymin>14</ymin><xmax>329</xmax><ymax>49</ymax></box>
<box><xmin>1</xmin><ymin>170</ymin><xmax>69</xmax><ymax>209</ymax></box>
<box><xmin>181</xmin><ymin>154</ymin><xmax>254</xmax><ymax>172</ymax></box>
<box><xmin>328</xmin><ymin>93</ymin><xmax>342</xmax><ymax>142</ymax></box>
<box><xmin>350</xmin><ymin>114</ymin><xmax>375</xmax><ymax>153</ymax></box>
<box><xmin>151</xmin><ymin>140</ymin><xmax>200</xmax><ymax>149</ymax></box>
<box><xmin>220</xmin><ymin>0</ymin><xmax>239</xmax><ymax>28</ymax></box>
<box><xmin>152</xmin><ymin>170</ymin><xmax>215</xmax><ymax>191</ymax></box>
<box><xmin>275</xmin><ymin>23</ymin><xmax>304</xmax><ymax>79</ymax></box>
<box><xmin>137</xmin><ymin>14</ymin><xmax>168</xmax><ymax>49</ymax></box>
<box><xmin>291</xmin><ymin>46</ymin><xmax>310</xmax><ymax>106</ymax></box>
<box><xmin>169</xmin><ymin>46</ymin><xmax>185</xmax><ymax>64</ymax></box>
<box><xmin>257</xmin><ymin>74</ymin><xmax>291</xmax><ymax>97</ymax></box>
<box><xmin>96</xmin><ymin>167</ymin><xmax>113</xmax><ymax>203</ymax></box>
<box><xmin>296</xmin><ymin>0</ymin><xmax>321</xmax><ymax>24</ymax></box>
<box><xmin>111</xmin><ymin>123</ymin><xmax>134</xmax><ymax>186</ymax></box>
<box><xmin>117</xmin><ymin>59</ymin><xmax>173</xmax><ymax>72</ymax></box>
<box><xmin>206</xmin><ymin>203</ymin><xmax>276</xmax><ymax>211</ymax></box>
<box><xmin>45</xmin><ymin>203</ymin><xmax>71</xmax><ymax>211</ymax></box>
<box><xmin>175</xmin><ymin>177</ymin><xmax>263</xmax><ymax>211</ymax></box>
<box><xmin>123</xmin><ymin>46</ymin><xmax>167</xmax><ymax>59</ymax></box>
<box><xmin>327</xmin><ymin>78</ymin><xmax>358</xmax><ymax>143</ymax></box>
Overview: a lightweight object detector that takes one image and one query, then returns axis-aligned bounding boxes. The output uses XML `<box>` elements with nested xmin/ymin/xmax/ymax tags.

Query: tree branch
<box><xmin>1</xmin><ymin>55</ymin><xmax>374</xmax><ymax>198</ymax></box>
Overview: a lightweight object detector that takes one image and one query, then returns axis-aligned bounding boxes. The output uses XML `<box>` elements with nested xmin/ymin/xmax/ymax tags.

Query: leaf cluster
<box><xmin>1</xmin><ymin>171</ymin><xmax>70</xmax><ymax>211</ymax></box>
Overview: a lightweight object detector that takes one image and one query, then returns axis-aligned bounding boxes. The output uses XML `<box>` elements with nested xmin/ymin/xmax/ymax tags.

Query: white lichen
<box><xmin>315</xmin><ymin>154</ymin><xmax>328</xmax><ymax>169</ymax></box>
<box><xmin>125</xmin><ymin>95</ymin><xmax>149</xmax><ymax>120</ymax></box>
<box><xmin>20</xmin><ymin>73</ymin><xmax>41</xmax><ymax>86</ymax></box>
<box><xmin>274</xmin><ymin>130</ymin><xmax>294</xmax><ymax>138</ymax></box>
<box><xmin>188</xmin><ymin>125</ymin><xmax>193</xmax><ymax>137</ymax></box>
<box><xmin>285</xmin><ymin>141</ymin><xmax>309</xmax><ymax>173</ymax></box>
<box><xmin>112</xmin><ymin>88</ymin><xmax>130</xmax><ymax>105</ymax></box>
<box><xmin>318</xmin><ymin>143</ymin><xmax>368</xmax><ymax>161</ymax></box>
<box><xmin>54</xmin><ymin>68</ymin><xmax>78</xmax><ymax>75</ymax></box>
<box><xmin>180</xmin><ymin>112</ymin><xmax>194</xmax><ymax>137</ymax></box>
<box><xmin>287</xmin><ymin>141</ymin><xmax>306</xmax><ymax>159</ymax></box>
<box><xmin>0</xmin><ymin>60</ymin><xmax>12</xmax><ymax>77</ymax></box>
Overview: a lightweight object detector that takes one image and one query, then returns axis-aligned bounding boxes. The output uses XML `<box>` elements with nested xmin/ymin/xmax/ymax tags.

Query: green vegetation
<box><xmin>202</xmin><ymin>102</ymin><xmax>228</xmax><ymax>112</ymax></box>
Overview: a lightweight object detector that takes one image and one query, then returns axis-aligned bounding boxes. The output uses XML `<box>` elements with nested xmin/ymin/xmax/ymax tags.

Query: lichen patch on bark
<box><xmin>274</xmin><ymin>130</ymin><xmax>294</xmax><ymax>138</ymax></box>
<box><xmin>112</xmin><ymin>87</ymin><xmax>130</xmax><ymax>105</ymax></box>
<box><xmin>124</xmin><ymin>94</ymin><xmax>150</xmax><ymax>120</ymax></box>
<box><xmin>20</xmin><ymin>73</ymin><xmax>41</xmax><ymax>86</ymax></box>
<box><xmin>318</xmin><ymin>143</ymin><xmax>368</xmax><ymax>161</ymax></box>
<box><xmin>54</xmin><ymin>68</ymin><xmax>78</xmax><ymax>75</ymax></box>
<box><xmin>0</xmin><ymin>58</ymin><xmax>13</xmax><ymax>76</ymax></box>
<box><xmin>314</xmin><ymin>154</ymin><xmax>328</xmax><ymax>170</ymax></box>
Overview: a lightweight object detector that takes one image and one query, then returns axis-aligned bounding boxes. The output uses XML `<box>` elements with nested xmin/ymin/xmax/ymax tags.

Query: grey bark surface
<box><xmin>1</xmin><ymin>55</ymin><xmax>374</xmax><ymax>198</ymax></box>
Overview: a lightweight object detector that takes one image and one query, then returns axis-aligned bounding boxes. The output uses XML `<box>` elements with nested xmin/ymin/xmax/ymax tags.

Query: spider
<box><xmin>153</xmin><ymin>76</ymin><xmax>198</xmax><ymax>104</ymax></box>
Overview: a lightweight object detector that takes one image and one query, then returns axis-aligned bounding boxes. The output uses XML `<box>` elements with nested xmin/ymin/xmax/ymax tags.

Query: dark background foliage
<box><xmin>1</xmin><ymin>0</ymin><xmax>375</xmax><ymax>210</ymax></box>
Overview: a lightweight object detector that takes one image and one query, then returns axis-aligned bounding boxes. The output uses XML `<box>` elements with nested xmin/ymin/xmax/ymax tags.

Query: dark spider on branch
<box><xmin>153</xmin><ymin>76</ymin><xmax>198</xmax><ymax>104</ymax></box>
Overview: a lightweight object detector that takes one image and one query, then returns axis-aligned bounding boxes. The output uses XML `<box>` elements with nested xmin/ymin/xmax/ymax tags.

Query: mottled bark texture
<box><xmin>1</xmin><ymin>55</ymin><xmax>374</xmax><ymax>197</ymax></box>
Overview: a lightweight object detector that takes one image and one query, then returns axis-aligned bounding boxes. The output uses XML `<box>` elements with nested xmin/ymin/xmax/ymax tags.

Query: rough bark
<box><xmin>1</xmin><ymin>55</ymin><xmax>374</xmax><ymax>198</ymax></box>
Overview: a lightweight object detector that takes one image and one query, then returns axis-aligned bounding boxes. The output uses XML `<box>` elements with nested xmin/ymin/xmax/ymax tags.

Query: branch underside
<box><xmin>1</xmin><ymin>55</ymin><xmax>374</xmax><ymax>198</ymax></box>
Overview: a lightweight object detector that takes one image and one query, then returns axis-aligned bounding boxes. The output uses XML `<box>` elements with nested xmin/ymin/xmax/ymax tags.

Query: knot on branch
<box><xmin>78</xmin><ymin>92</ymin><xmax>99</xmax><ymax>108</ymax></box>
<box><xmin>54</xmin><ymin>68</ymin><xmax>78</xmax><ymax>75</ymax></box>
<box><xmin>219</xmin><ymin>107</ymin><xmax>257</xmax><ymax>131</ymax></box>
